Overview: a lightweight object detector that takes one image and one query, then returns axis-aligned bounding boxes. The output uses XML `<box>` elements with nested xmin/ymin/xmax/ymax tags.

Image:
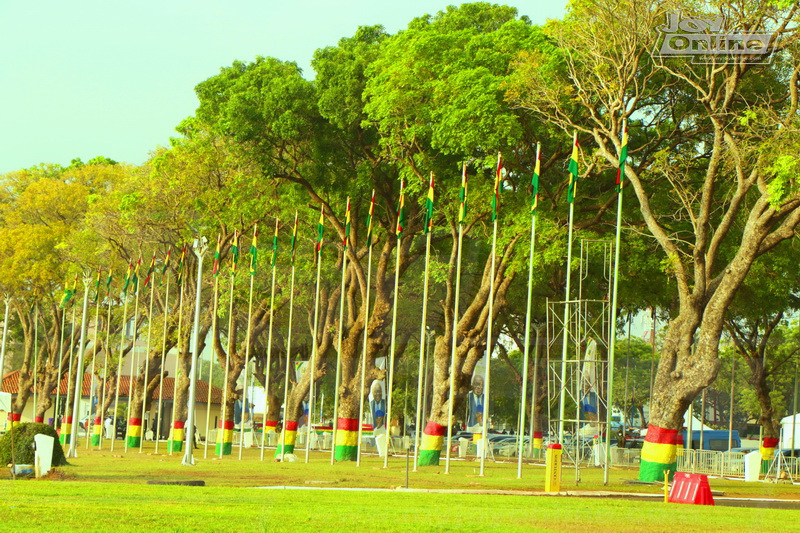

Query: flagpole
<box><xmin>62</xmin><ymin>285</ymin><xmax>78</xmax><ymax>447</ymax></box>
<box><xmin>307</xmin><ymin>209</ymin><xmax>325</xmax><ymax>464</ymax></box>
<box><xmin>168</xmin><ymin>249</ymin><xmax>187</xmax><ymax>456</ymax></box>
<box><xmin>331</xmin><ymin>199</ymin><xmax>351</xmax><ymax>464</ymax></box>
<box><xmin>183</xmin><ymin>236</ymin><xmax>209</xmax><ymax>466</ymax></box>
<box><xmin>356</xmin><ymin>192</ymin><xmax>375</xmax><ymax>467</ymax></box>
<box><xmin>140</xmin><ymin>255</ymin><xmax>158</xmax><ymax>453</ymax></box>
<box><xmin>32</xmin><ymin>300</ymin><xmax>39</xmax><ymax>424</ymax></box>
<box><xmin>88</xmin><ymin>270</ymin><xmax>102</xmax><ymax>450</ymax></box>
<box><xmin>155</xmin><ymin>252</ymin><xmax>171</xmax><ymax>454</ymax></box>
<box><xmin>384</xmin><ymin>181</ymin><xmax>406</xmax><ymax>469</ymax></box>
<box><xmin>518</xmin><ymin>143</ymin><xmax>541</xmax><ymax>478</ymax></box>
<box><xmin>445</xmin><ymin>164</ymin><xmax>468</xmax><ymax>474</ymax></box>
<box><xmin>111</xmin><ymin>265</ymin><xmax>133</xmax><ymax>453</ymax></box>
<box><xmin>279</xmin><ymin>213</ymin><xmax>298</xmax><ymax>461</ymax></box>
<box><xmin>604</xmin><ymin>121</ymin><xmax>627</xmax><ymax>485</ymax></box>
<box><xmin>99</xmin><ymin>290</ymin><xmax>113</xmax><ymax>449</ymax></box>
<box><xmin>413</xmin><ymin>174</ymin><xmax>435</xmax><ymax>470</ymax></box>
<box><xmin>480</xmin><ymin>154</ymin><xmax>503</xmax><ymax>476</ymax></box>
<box><xmin>0</xmin><ymin>297</ymin><xmax>10</xmax><ymax>420</ymax></box>
<box><xmin>53</xmin><ymin>294</ymin><xmax>69</xmax><ymax>427</ymax></box>
<box><xmin>68</xmin><ymin>275</ymin><xmax>92</xmax><ymax>458</ymax></box>
<box><xmin>239</xmin><ymin>225</ymin><xmax>258</xmax><ymax>460</ymax></box>
<box><xmin>205</xmin><ymin>237</ymin><xmax>221</xmax><ymax>459</ymax></box>
<box><xmin>125</xmin><ymin>259</ymin><xmax>143</xmax><ymax>453</ymax></box>
<box><xmin>219</xmin><ymin>231</ymin><xmax>239</xmax><ymax>458</ymax></box>
<box><xmin>261</xmin><ymin>218</ymin><xmax>279</xmax><ymax>461</ymax></box>
<box><xmin>559</xmin><ymin>132</ymin><xmax>579</xmax><ymax>443</ymax></box>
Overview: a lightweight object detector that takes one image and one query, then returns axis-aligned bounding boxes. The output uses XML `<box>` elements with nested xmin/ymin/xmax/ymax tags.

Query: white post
<box><xmin>183</xmin><ymin>236</ymin><xmax>208</xmax><ymax>466</ymax></box>
<box><xmin>68</xmin><ymin>276</ymin><xmax>92</xmax><ymax>458</ymax></box>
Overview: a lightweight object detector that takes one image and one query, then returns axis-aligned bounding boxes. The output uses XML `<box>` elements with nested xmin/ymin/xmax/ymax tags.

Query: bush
<box><xmin>0</xmin><ymin>423</ymin><xmax>68</xmax><ymax>467</ymax></box>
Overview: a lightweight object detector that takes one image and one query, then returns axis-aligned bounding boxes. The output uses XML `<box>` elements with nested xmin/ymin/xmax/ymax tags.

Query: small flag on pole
<box><xmin>212</xmin><ymin>235</ymin><xmax>222</xmax><ymax>278</ymax></box>
<box><xmin>132</xmin><ymin>257</ymin><xmax>142</xmax><ymax>295</ymax></box>
<box><xmin>60</xmin><ymin>276</ymin><xmax>77</xmax><ymax>309</ymax></box>
<box><xmin>105</xmin><ymin>269</ymin><xmax>113</xmax><ymax>292</ymax></box>
<box><xmin>271</xmin><ymin>219</ymin><xmax>279</xmax><ymax>268</ymax></box>
<box><xmin>616</xmin><ymin>126</ymin><xmax>628</xmax><ymax>192</ymax></box>
<box><xmin>316</xmin><ymin>207</ymin><xmax>325</xmax><ymax>255</ymax></box>
<box><xmin>459</xmin><ymin>163</ymin><xmax>468</xmax><ymax>225</ymax></box>
<box><xmin>122</xmin><ymin>261</ymin><xmax>133</xmax><ymax>295</ymax></box>
<box><xmin>143</xmin><ymin>253</ymin><xmax>157</xmax><ymax>288</ymax></box>
<box><xmin>492</xmin><ymin>153</ymin><xmax>503</xmax><ymax>222</ymax></box>
<box><xmin>423</xmin><ymin>173</ymin><xmax>435</xmax><ymax>234</ymax></box>
<box><xmin>532</xmin><ymin>143</ymin><xmax>541</xmax><ymax>214</ymax></box>
<box><xmin>231</xmin><ymin>230</ymin><xmax>240</xmax><ymax>273</ymax></box>
<box><xmin>567</xmin><ymin>132</ymin><xmax>579</xmax><ymax>203</ymax></box>
<box><xmin>290</xmin><ymin>212</ymin><xmax>299</xmax><ymax>264</ymax></box>
<box><xmin>92</xmin><ymin>269</ymin><xmax>102</xmax><ymax>302</ymax></box>
<box><xmin>176</xmin><ymin>245</ymin><xmax>187</xmax><ymax>286</ymax></box>
<box><xmin>343</xmin><ymin>198</ymin><xmax>351</xmax><ymax>250</ymax></box>
<box><xmin>396</xmin><ymin>180</ymin><xmax>406</xmax><ymax>238</ymax></box>
<box><xmin>160</xmin><ymin>248</ymin><xmax>171</xmax><ymax>284</ymax></box>
<box><xmin>365</xmin><ymin>190</ymin><xmax>376</xmax><ymax>247</ymax></box>
<box><xmin>249</xmin><ymin>225</ymin><xmax>259</xmax><ymax>276</ymax></box>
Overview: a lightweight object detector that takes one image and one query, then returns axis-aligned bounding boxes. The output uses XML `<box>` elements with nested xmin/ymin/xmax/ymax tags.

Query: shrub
<box><xmin>0</xmin><ymin>423</ymin><xmax>68</xmax><ymax>466</ymax></box>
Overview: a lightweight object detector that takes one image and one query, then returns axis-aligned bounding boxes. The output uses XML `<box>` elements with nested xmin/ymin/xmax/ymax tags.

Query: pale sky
<box><xmin>0</xmin><ymin>1</ymin><xmax>566</xmax><ymax>174</ymax></box>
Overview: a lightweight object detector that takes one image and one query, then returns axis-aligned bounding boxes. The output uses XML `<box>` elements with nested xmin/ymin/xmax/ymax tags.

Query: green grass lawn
<box><xmin>1</xmin><ymin>441</ymin><xmax>799</xmax><ymax>531</ymax></box>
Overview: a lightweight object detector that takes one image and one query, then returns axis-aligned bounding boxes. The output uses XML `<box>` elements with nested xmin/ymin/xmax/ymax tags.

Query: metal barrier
<box><xmin>677</xmin><ymin>449</ymin><xmax>746</xmax><ymax>477</ymax></box>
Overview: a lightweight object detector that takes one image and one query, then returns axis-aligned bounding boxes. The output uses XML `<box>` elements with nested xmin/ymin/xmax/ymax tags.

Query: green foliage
<box><xmin>0</xmin><ymin>423</ymin><xmax>67</xmax><ymax>467</ymax></box>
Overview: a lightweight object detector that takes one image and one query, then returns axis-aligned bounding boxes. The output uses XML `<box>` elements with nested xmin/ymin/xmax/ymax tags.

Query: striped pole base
<box><xmin>59</xmin><ymin>416</ymin><xmax>73</xmax><ymax>445</ymax></box>
<box><xmin>216</xmin><ymin>420</ymin><xmax>234</xmax><ymax>456</ymax></box>
<box><xmin>34</xmin><ymin>416</ymin><xmax>44</xmax><ymax>423</ymax></box>
<box><xmin>264</xmin><ymin>420</ymin><xmax>278</xmax><ymax>433</ymax></box>
<box><xmin>275</xmin><ymin>420</ymin><xmax>298</xmax><ymax>457</ymax></box>
<box><xmin>126</xmin><ymin>418</ymin><xmax>142</xmax><ymax>448</ymax></box>
<box><xmin>334</xmin><ymin>418</ymin><xmax>359</xmax><ymax>461</ymax></box>
<box><xmin>533</xmin><ymin>431</ymin><xmax>543</xmax><ymax>457</ymax></box>
<box><xmin>761</xmin><ymin>437</ymin><xmax>779</xmax><ymax>473</ymax></box>
<box><xmin>638</xmin><ymin>425</ymin><xmax>678</xmax><ymax>482</ymax></box>
<box><xmin>91</xmin><ymin>417</ymin><xmax>102</xmax><ymax>446</ymax></box>
<box><xmin>418</xmin><ymin>421</ymin><xmax>446</xmax><ymax>466</ymax></box>
<box><xmin>168</xmin><ymin>421</ymin><xmax>185</xmax><ymax>452</ymax></box>
<box><xmin>8</xmin><ymin>413</ymin><xmax>21</xmax><ymax>428</ymax></box>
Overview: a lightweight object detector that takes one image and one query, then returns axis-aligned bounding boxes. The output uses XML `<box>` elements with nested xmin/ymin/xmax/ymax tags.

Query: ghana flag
<box><xmin>290</xmin><ymin>212</ymin><xmax>299</xmax><ymax>263</ymax></box>
<box><xmin>271</xmin><ymin>218</ymin><xmax>279</xmax><ymax>268</ymax></box>
<box><xmin>459</xmin><ymin>163</ymin><xmax>468</xmax><ymax>225</ymax></box>
<box><xmin>176</xmin><ymin>245</ymin><xmax>187</xmax><ymax>286</ymax></box>
<box><xmin>492</xmin><ymin>153</ymin><xmax>502</xmax><ymax>222</ymax></box>
<box><xmin>315</xmin><ymin>206</ymin><xmax>324</xmax><ymax>255</ymax></box>
<box><xmin>567</xmin><ymin>132</ymin><xmax>579</xmax><ymax>203</ymax></box>
<box><xmin>365</xmin><ymin>190</ymin><xmax>376</xmax><ymax>247</ymax></box>
<box><xmin>616</xmin><ymin>125</ymin><xmax>628</xmax><ymax>192</ymax></box>
<box><xmin>532</xmin><ymin>143</ymin><xmax>541</xmax><ymax>214</ymax></box>
<box><xmin>249</xmin><ymin>225</ymin><xmax>258</xmax><ymax>276</ymax></box>
<box><xmin>396</xmin><ymin>180</ymin><xmax>407</xmax><ymax>238</ymax></box>
<box><xmin>342</xmin><ymin>197</ymin><xmax>351</xmax><ymax>250</ymax></box>
<box><xmin>212</xmin><ymin>234</ymin><xmax>222</xmax><ymax>277</ymax></box>
<box><xmin>423</xmin><ymin>173</ymin><xmax>434</xmax><ymax>234</ymax></box>
<box><xmin>231</xmin><ymin>230</ymin><xmax>240</xmax><ymax>274</ymax></box>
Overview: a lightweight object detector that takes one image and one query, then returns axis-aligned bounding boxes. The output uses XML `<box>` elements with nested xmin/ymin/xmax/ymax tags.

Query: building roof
<box><xmin>1</xmin><ymin>370</ymin><xmax>223</xmax><ymax>404</ymax></box>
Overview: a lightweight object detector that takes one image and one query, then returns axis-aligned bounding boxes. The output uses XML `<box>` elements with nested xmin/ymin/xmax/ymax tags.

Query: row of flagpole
<box><xmin>4</xmin><ymin>125</ymin><xmax>631</xmax><ymax>475</ymax></box>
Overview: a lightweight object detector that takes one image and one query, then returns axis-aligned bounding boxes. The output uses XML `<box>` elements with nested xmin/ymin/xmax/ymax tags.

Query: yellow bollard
<box><xmin>545</xmin><ymin>443</ymin><xmax>563</xmax><ymax>493</ymax></box>
<box><xmin>664</xmin><ymin>470</ymin><xmax>669</xmax><ymax>503</ymax></box>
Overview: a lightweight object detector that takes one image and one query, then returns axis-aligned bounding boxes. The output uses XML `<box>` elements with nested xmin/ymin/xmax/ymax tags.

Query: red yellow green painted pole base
<box><xmin>334</xmin><ymin>418</ymin><xmax>358</xmax><ymax>461</ymax></box>
<box><xmin>215</xmin><ymin>420</ymin><xmax>234</xmax><ymax>456</ymax></box>
<box><xmin>126</xmin><ymin>417</ymin><xmax>142</xmax><ymax>448</ymax></box>
<box><xmin>91</xmin><ymin>417</ymin><xmax>102</xmax><ymax>446</ymax></box>
<box><xmin>417</xmin><ymin>421</ymin><xmax>445</xmax><ymax>466</ymax></box>
<box><xmin>275</xmin><ymin>420</ymin><xmax>298</xmax><ymax>457</ymax></box>
<box><xmin>168</xmin><ymin>421</ymin><xmax>185</xmax><ymax>453</ymax></box>
<box><xmin>638</xmin><ymin>425</ymin><xmax>678</xmax><ymax>482</ymax></box>
<box><xmin>59</xmin><ymin>416</ymin><xmax>73</xmax><ymax>445</ymax></box>
<box><xmin>760</xmin><ymin>437</ymin><xmax>779</xmax><ymax>474</ymax></box>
